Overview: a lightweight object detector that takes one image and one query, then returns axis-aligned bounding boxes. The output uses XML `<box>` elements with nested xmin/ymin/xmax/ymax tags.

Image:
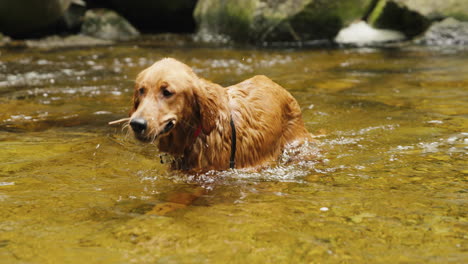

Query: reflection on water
<box><xmin>0</xmin><ymin>41</ymin><xmax>467</xmax><ymax>263</ymax></box>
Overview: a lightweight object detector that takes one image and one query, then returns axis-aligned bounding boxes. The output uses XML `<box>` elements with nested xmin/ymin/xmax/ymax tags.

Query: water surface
<box><xmin>0</xmin><ymin>40</ymin><xmax>467</xmax><ymax>263</ymax></box>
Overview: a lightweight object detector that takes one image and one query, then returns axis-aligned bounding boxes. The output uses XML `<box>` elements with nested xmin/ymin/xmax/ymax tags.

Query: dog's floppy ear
<box><xmin>129</xmin><ymin>71</ymin><xmax>147</xmax><ymax>116</ymax></box>
<box><xmin>129</xmin><ymin>88</ymin><xmax>140</xmax><ymax>116</ymax></box>
<box><xmin>193</xmin><ymin>80</ymin><xmax>221</xmax><ymax>135</ymax></box>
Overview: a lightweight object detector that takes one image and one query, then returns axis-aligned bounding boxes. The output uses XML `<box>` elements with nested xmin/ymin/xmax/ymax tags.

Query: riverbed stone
<box><xmin>25</xmin><ymin>35</ymin><xmax>113</xmax><ymax>49</ymax></box>
<box><xmin>416</xmin><ymin>18</ymin><xmax>468</xmax><ymax>46</ymax></box>
<box><xmin>81</xmin><ymin>8</ymin><xmax>139</xmax><ymax>41</ymax></box>
<box><xmin>194</xmin><ymin>0</ymin><xmax>375</xmax><ymax>43</ymax></box>
<box><xmin>0</xmin><ymin>33</ymin><xmax>11</xmax><ymax>46</ymax></box>
<box><xmin>0</xmin><ymin>0</ymin><xmax>71</xmax><ymax>38</ymax></box>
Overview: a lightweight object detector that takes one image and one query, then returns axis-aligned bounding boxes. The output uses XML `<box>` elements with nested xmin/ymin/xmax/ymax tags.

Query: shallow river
<box><xmin>0</xmin><ymin>39</ymin><xmax>467</xmax><ymax>263</ymax></box>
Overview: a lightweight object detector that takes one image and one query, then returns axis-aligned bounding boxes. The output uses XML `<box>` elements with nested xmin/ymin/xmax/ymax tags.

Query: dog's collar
<box><xmin>193</xmin><ymin>124</ymin><xmax>202</xmax><ymax>139</ymax></box>
<box><xmin>229</xmin><ymin>116</ymin><xmax>236</xmax><ymax>169</ymax></box>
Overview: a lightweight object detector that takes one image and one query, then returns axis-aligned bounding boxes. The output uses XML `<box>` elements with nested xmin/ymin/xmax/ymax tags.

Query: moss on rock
<box><xmin>194</xmin><ymin>0</ymin><xmax>256</xmax><ymax>42</ymax></box>
<box><xmin>286</xmin><ymin>0</ymin><xmax>375</xmax><ymax>41</ymax></box>
<box><xmin>194</xmin><ymin>0</ymin><xmax>374</xmax><ymax>43</ymax></box>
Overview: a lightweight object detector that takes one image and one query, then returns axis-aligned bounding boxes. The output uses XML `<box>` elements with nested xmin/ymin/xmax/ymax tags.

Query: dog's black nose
<box><xmin>130</xmin><ymin>118</ymin><xmax>147</xmax><ymax>134</ymax></box>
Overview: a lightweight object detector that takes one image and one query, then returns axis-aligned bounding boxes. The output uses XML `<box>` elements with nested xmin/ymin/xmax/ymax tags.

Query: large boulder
<box><xmin>194</xmin><ymin>0</ymin><xmax>375</xmax><ymax>43</ymax></box>
<box><xmin>0</xmin><ymin>0</ymin><xmax>71</xmax><ymax>38</ymax></box>
<box><xmin>81</xmin><ymin>9</ymin><xmax>140</xmax><ymax>41</ymax></box>
<box><xmin>393</xmin><ymin>0</ymin><xmax>468</xmax><ymax>21</ymax></box>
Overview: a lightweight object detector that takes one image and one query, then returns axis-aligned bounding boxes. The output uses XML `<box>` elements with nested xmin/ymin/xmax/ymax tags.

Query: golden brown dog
<box><xmin>127</xmin><ymin>58</ymin><xmax>312</xmax><ymax>171</ymax></box>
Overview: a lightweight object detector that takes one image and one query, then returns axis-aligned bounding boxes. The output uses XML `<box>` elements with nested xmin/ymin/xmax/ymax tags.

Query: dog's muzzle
<box><xmin>130</xmin><ymin>117</ymin><xmax>176</xmax><ymax>142</ymax></box>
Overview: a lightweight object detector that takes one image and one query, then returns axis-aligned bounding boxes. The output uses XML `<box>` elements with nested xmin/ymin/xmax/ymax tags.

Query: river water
<box><xmin>0</xmin><ymin>39</ymin><xmax>467</xmax><ymax>263</ymax></box>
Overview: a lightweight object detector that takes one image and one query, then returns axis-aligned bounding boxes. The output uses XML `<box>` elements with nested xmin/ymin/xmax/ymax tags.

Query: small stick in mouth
<box><xmin>108</xmin><ymin>118</ymin><xmax>130</xmax><ymax>126</ymax></box>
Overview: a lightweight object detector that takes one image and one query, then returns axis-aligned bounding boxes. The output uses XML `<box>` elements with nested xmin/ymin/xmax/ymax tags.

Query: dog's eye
<box><xmin>162</xmin><ymin>88</ymin><xmax>173</xmax><ymax>98</ymax></box>
<box><xmin>138</xmin><ymin>87</ymin><xmax>145</xmax><ymax>96</ymax></box>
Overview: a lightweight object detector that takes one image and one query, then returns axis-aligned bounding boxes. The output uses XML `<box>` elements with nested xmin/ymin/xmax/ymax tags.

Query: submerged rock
<box><xmin>194</xmin><ymin>0</ymin><xmax>374</xmax><ymax>43</ymax></box>
<box><xmin>0</xmin><ymin>33</ymin><xmax>11</xmax><ymax>46</ymax></box>
<box><xmin>0</xmin><ymin>0</ymin><xmax>71</xmax><ymax>38</ymax></box>
<box><xmin>416</xmin><ymin>18</ymin><xmax>468</xmax><ymax>46</ymax></box>
<box><xmin>335</xmin><ymin>21</ymin><xmax>405</xmax><ymax>45</ymax></box>
<box><xmin>25</xmin><ymin>35</ymin><xmax>113</xmax><ymax>49</ymax></box>
<box><xmin>2</xmin><ymin>34</ymin><xmax>113</xmax><ymax>49</ymax></box>
<box><xmin>81</xmin><ymin>8</ymin><xmax>139</xmax><ymax>41</ymax></box>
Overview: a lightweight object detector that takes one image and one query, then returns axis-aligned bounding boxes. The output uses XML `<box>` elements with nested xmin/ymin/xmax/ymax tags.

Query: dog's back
<box><xmin>227</xmin><ymin>75</ymin><xmax>312</xmax><ymax>167</ymax></box>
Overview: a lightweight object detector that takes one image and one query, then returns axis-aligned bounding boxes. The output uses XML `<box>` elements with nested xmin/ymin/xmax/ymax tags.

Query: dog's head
<box><xmin>129</xmin><ymin>58</ymin><xmax>220</xmax><ymax>144</ymax></box>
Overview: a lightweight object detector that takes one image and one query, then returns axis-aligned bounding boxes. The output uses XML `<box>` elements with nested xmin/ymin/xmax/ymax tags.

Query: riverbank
<box><xmin>1</xmin><ymin>0</ymin><xmax>468</xmax><ymax>47</ymax></box>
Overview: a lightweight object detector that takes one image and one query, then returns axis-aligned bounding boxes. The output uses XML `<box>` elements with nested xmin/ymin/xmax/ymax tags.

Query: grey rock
<box><xmin>416</xmin><ymin>18</ymin><xmax>468</xmax><ymax>46</ymax></box>
<box><xmin>81</xmin><ymin>8</ymin><xmax>139</xmax><ymax>41</ymax></box>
